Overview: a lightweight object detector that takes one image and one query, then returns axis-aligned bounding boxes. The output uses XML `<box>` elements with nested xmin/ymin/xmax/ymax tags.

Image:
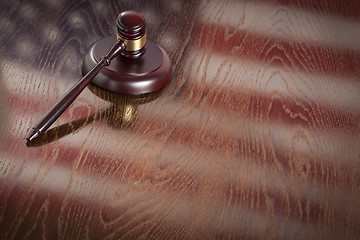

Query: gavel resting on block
<box><xmin>26</xmin><ymin>10</ymin><xmax>172</xmax><ymax>141</ymax></box>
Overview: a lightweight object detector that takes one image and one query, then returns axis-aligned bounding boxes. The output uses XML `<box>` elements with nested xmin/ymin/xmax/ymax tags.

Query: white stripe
<box><xmin>199</xmin><ymin>0</ymin><xmax>360</xmax><ymax>51</ymax></box>
<box><xmin>187</xmin><ymin>50</ymin><xmax>360</xmax><ymax>112</ymax></box>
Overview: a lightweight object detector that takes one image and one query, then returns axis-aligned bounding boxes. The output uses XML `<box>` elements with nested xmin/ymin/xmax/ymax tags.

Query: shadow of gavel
<box><xmin>26</xmin><ymin>83</ymin><xmax>166</xmax><ymax>147</ymax></box>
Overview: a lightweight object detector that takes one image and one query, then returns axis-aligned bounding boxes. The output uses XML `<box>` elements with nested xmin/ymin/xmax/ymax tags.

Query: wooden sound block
<box><xmin>82</xmin><ymin>36</ymin><xmax>172</xmax><ymax>95</ymax></box>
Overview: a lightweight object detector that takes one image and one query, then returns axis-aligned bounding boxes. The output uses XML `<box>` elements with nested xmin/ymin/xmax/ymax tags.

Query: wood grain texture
<box><xmin>0</xmin><ymin>0</ymin><xmax>359</xmax><ymax>239</ymax></box>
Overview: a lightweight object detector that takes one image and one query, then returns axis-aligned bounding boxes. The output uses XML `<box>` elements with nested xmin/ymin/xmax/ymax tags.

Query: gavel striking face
<box><xmin>116</xmin><ymin>10</ymin><xmax>147</xmax><ymax>59</ymax></box>
<box><xmin>26</xmin><ymin>10</ymin><xmax>172</xmax><ymax>142</ymax></box>
<box><xmin>99</xmin><ymin>11</ymin><xmax>147</xmax><ymax>66</ymax></box>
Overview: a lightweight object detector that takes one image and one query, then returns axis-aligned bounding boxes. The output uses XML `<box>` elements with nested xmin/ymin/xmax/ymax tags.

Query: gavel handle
<box><xmin>26</xmin><ymin>41</ymin><xmax>125</xmax><ymax>141</ymax></box>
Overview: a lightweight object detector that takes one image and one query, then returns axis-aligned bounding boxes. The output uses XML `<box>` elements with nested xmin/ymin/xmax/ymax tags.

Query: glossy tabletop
<box><xmin>0</xmin><ymin>0</ymin><xmax>359</xmax><ymax>239</ymax></box>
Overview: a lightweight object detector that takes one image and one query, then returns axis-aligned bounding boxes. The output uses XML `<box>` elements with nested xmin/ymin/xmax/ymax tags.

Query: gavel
<box><xmin>26</xmin><ymin>11</ymin><xmax>171</xmax><ymax>141</ymax></box>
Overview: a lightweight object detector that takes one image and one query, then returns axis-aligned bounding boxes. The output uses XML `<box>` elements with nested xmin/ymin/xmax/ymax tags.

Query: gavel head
<box><xmin>116</xmin><ymin>11</ymin><xmax>146</xmax><ymax>59</ymax></box>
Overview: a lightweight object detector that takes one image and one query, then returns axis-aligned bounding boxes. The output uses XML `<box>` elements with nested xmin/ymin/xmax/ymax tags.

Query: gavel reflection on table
<box><xmin>26</xmin><ymin>10</ymin><xmax>172</xmax><ymax>141</ymax></box>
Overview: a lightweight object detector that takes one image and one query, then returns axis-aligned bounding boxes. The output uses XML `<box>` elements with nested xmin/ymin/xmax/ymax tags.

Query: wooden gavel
<box><xmin>26</xmin><ymin>10</ymin><xmax>171</xmax><ymax>142</ymax></box>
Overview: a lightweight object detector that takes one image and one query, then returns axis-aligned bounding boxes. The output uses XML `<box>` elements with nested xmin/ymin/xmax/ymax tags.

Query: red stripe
<box><xmin>277</xmin><ymin>0</ymin><xmax>360</xmax><ymax>20</ymax></box>
<box><xmin>193</xmin><ymin>23</ymin><xmax>360</xmax><ymax>78</ymax></box>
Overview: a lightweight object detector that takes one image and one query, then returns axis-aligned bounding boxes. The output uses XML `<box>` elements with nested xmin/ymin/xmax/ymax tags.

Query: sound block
<box><xmin>82</xmin><ymin>36</ymin><xmax>172</xmax><ymax>95</ymax></box>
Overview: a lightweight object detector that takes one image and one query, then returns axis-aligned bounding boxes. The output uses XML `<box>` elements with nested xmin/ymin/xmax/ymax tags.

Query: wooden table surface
<box><xmin>0</xmin><ymin>0</ymin><xmax>359</xmax><ymax>239</ymax></box>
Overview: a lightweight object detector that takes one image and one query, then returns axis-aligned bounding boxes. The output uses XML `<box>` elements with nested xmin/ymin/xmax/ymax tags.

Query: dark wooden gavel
<box><xmin>26</xmin><ymin>11</ymin><xmax>148</xmax><ymax>141</ymax></box>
